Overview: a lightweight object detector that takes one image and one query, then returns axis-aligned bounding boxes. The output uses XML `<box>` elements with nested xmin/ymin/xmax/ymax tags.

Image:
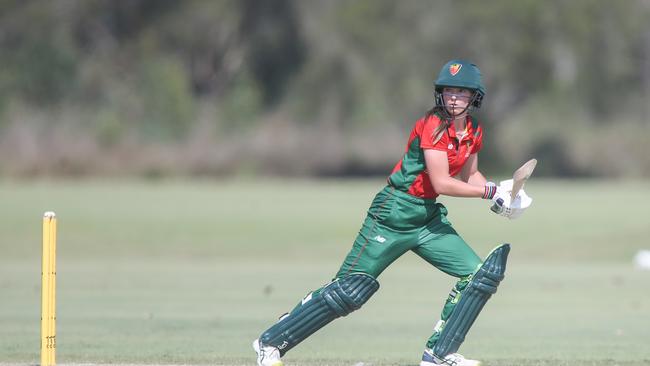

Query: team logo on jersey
<box><xmin>449</xmin><ymin>63</ymin><xmax>462</xmax><ymax>76</ymax></box>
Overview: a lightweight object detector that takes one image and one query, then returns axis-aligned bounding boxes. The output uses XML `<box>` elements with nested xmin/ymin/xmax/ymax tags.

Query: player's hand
<box><xmin>483</xmin><ymin>181</ymin><xmax>506</xmax><ymax>203</ymax></box>
<box><xmin>485</xmin><ymin>181</ymin><xmax>508</xmax><ymax>215</ymax></box>
<box><xmin>488</xmin><ymin>179</ymin><xmax>533</xmax><ymax>219</ymax></box>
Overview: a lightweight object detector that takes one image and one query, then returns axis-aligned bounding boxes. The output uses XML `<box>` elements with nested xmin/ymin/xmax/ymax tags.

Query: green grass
<box><xmin>1</xmin><ymin>178</ymin><xmax>649</xmax><ymax>365</ymax></box>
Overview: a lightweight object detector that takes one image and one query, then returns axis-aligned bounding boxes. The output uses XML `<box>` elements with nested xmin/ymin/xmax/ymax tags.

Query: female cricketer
<box><xmin>253</xmin><ymin>60</ymin><xmax>531</xmax><ymax>366</ymax></box>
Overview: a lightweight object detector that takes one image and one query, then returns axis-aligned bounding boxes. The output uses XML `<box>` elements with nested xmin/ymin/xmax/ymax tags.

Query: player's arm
<box><xmin>424</xmin><ymin>149</ymin><xmax>486</xmax><ymax>198</ymax></box>
<box><xmin>458</xmin><ymin>153</ymin><xmax>487</xmax><ymax>186</ymax></box>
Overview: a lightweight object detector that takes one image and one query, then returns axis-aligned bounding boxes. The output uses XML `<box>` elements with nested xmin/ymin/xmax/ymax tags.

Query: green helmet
<box><xmin>434</xmin><ymin>59</ymin><xmax>486</xmax><ymax>109</ymax></box>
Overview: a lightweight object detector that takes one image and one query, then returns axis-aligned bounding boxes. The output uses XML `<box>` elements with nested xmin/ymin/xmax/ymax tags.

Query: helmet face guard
<box><xmin>434</xmin><ymin>60</ymin><xmax>486</xmax><ymax>118</ymax></box>
<box><xmin>434</xmin><ymin>89</ymin><xmax>482</xmax><ymax>118</ymax></box>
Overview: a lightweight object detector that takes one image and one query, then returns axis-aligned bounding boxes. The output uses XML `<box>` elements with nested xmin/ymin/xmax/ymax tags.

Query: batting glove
<box><xmin>488</xmin><ymin>179</ymin><xmax>533</xmax><ymax>219</ymax></box>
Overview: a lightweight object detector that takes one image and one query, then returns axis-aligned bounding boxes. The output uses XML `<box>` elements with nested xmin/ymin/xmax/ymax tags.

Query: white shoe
<box><xmin>253</xmin><ymin>339</ymin><xmax>284</xmax><ymax>366</ymax></box>
<box><xmin>420</xmin><ymin>348</ymin><xmax>481</xmax><ymax>366</ymax></box>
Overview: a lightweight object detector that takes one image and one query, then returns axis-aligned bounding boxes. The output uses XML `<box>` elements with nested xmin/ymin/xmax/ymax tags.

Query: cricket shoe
<box><xmin>420</xmin><ymin>348</ymin><xmax>481</xmax><ymax>366</ymax></box>
<box><xmin>253</xmin><ymin>339</ymin><xmax>284</xmax><ymax>366</ymax></box>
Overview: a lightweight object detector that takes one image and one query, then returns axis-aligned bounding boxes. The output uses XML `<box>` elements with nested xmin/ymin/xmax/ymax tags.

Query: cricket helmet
<box><xmin>434</xmin><ymin>59</ymin><xmax>486</xmax><ymax>110</ymax></box>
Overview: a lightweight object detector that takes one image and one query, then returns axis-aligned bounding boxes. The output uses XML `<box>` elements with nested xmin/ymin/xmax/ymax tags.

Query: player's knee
<box><xmin>472</xmin><ymin>248</ymin><xmax>509</xmax><ymax>294</ymax></box>
<box><xmin>321</xmin><ymin>273</ymin><xmax>379</xmax><ymax>317</ymax></box>
<box><xmin>474</xmin><ymin>270</ymin><xmax>504</xmax><ymax>294</ymax></box>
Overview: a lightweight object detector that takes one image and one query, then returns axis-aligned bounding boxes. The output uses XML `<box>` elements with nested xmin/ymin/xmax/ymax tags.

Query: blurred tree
<box><xmin>137</xmin><ymin>57</ymin><xmax>195</xmax><ymax>140</ymax></box>
<box><xmin>0</xmin><ymin>0</ymin><xmax>649</xmax><ymax>177</ymax></box>
<box><xmin>239</xmin><ymin>0</ymin><xmax>306</xmax><ymax>106</ymax></box>
<box><xmin>0</xmin><ymin>2</ymin><xmax>78</xmax><ymax>104</ymax></box>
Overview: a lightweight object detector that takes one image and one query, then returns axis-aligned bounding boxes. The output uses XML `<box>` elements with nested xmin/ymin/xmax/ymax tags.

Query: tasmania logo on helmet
<box><xmin>449</xmin><ymin>63</ymin><xmax>462</xmax><ymax>76</ymax></box>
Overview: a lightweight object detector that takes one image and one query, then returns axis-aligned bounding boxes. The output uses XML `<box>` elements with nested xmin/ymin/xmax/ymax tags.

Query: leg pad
<box><xmin>260</xmin><ymin>273</ymin><xmax>379</xmax><ymax>355</ymax></box>
<box><xmin>432</xmin><ymin>244</ymin><xmax>510</xmax><ymax>358</ymax></box>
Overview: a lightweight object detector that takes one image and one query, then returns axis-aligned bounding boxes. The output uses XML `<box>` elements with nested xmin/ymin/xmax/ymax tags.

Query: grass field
<box><xmin>1</xmin><ymin>179</ymin><xmax>649</xmax><ymax>366</ymax></box>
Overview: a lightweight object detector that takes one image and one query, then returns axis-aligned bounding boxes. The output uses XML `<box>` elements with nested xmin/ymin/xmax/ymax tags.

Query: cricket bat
<box><xmin>509</xmin><ymin>158</ymin><xmax>537</xmax><ymax>202</ymax></box>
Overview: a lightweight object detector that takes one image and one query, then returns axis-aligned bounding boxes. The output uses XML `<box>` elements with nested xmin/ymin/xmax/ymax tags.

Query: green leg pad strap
<box><xmin>433</xmin><ymin>244</ymin><xmax>510</xmax><ymax>358</ymax></box>
<box><xmin>260</xmin><ymin>273</ymin><xmax>379</xmax><ymax>356</ymax></box>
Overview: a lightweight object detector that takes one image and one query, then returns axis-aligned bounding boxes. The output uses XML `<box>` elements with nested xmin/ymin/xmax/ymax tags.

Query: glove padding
<box><xmin>490</xmin><ymin>179</ymin><xmax>532</xmax><ymax>220</ymax></box>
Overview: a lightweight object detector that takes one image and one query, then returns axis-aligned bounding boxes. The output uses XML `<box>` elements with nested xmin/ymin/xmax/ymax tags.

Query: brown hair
<box><xmin>424</xmin><ymin>106</ymin><xmax>451</xmax><ymax>145</ymax></box>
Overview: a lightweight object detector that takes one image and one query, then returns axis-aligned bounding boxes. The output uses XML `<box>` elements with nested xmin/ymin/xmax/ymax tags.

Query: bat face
<box><xmin>510</xmin><ymin>159</ymin><xmax>537</xmax><ymax>202</ymax></box>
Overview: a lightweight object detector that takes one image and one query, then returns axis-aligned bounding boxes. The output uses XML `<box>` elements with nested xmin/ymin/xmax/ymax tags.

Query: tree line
<box><xmin>1</xmin><ymin>0</ymin><xmax>649</xmax><ymax>178</ymax></box>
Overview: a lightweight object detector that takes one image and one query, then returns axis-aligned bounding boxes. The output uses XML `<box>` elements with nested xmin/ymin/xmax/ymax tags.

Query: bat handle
<box><xmin>490</xmin><ymin>198</ymin><xmax>504</xmax><ymax>214</ymax></box>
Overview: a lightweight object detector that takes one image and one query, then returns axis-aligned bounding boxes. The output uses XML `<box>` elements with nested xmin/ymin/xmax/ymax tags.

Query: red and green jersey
<box><xmin>387</xmin><ymin>112</ymin><xmax>484</xmax><ymax>199</ymax></box>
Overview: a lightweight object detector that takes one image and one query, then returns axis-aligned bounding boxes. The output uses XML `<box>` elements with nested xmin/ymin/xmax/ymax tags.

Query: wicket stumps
<box><xmin>41</xmin><ymin>211</ymin><xmax>57</xmax><ymax>366</ymax></box>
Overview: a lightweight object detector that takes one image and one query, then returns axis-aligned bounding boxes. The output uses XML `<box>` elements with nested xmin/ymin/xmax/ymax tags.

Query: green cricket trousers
<box><xmin>336</xmin><ymin>185</ymin><xmax>482</xmax><ymax>347</ymax></box>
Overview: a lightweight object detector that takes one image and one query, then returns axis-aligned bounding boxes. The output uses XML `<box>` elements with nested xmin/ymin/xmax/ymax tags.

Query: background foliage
<box><xmin>1</xmin><ymin>0</ymin><xmax>649</xmax><ymax>178</ymax></box>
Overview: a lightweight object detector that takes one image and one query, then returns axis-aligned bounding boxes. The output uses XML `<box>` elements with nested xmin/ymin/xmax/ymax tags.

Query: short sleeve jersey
<box><xmin>387</xmin><ymin>112</ymin><xmax>484</xmax><ymax>199</ymax></box>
